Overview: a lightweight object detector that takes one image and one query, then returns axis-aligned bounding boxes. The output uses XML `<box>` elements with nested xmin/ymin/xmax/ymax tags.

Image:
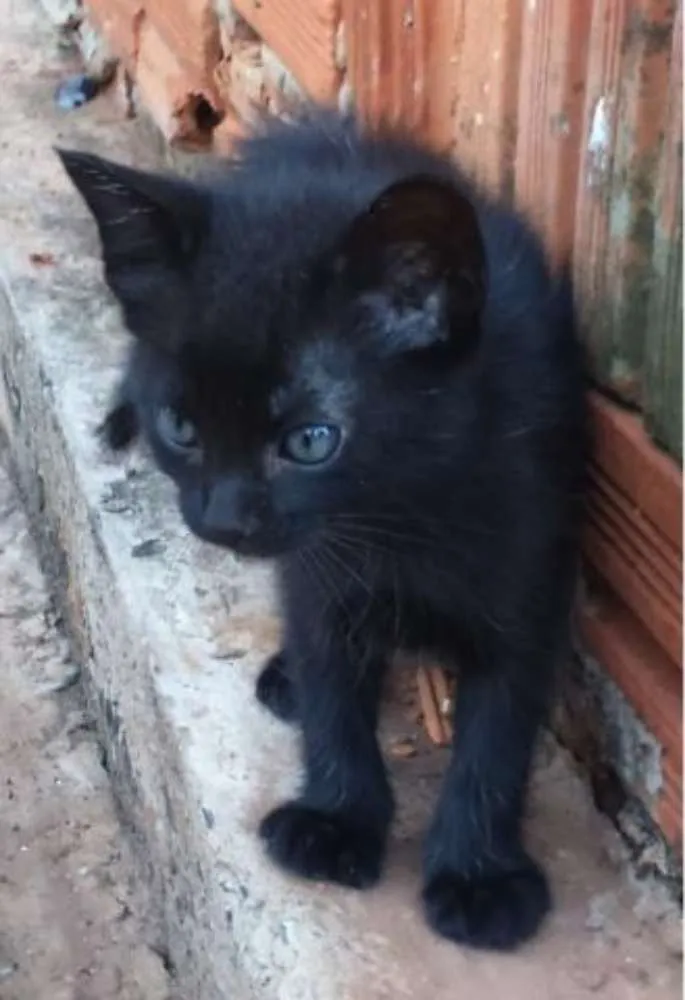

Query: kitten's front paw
<box><xmin>255</xmin><ymin>653</ymin><xmax>298</xmax><ymax>722</ymax></box>
<box><xmin>259</xmin><ymin>803</ymin><xmax>384</xmax><ymax>889</ymax></box>
<box><xmin>422</xmin><ymin>860</ymin><xmax>551</xmax><ymax>951</ymax></box>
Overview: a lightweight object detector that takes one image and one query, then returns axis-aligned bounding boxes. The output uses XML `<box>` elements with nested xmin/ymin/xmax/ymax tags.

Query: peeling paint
<box><xmin>550</xmin><ymin>111</ymin><xmax>570</xmax><ymax>137</ymax></box>
<box><xmin>586</xmin><ymin>95</ymin><xmax>612</xmax><ymax>187</ymax></box>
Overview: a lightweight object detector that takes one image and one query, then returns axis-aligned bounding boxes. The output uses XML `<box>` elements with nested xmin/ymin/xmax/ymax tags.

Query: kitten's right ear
<box><xmin>56</xmin><ymin>150</ymin><xmax>209</xmax><ymax>348</ymax></box>
<box><xmin>334</xmin><ymin>175</ymin><xmax>486</xmax><ymax>357</ymax></box>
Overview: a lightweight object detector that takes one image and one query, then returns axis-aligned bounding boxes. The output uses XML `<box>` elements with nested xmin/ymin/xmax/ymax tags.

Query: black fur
<box><xmin>58</xmin><ymin>110</ymin><xmax>586</xmax><ymax>951</ymax></box>
<box><xmin>256</xmin><ymin>652</ymin><xmax>298</xmax><ymax>723</ymax></box>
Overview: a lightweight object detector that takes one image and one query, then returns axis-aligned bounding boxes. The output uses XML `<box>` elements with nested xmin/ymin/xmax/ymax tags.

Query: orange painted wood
<box><xmin>145</xmin><ymin>0</ymin><xmax>222</xmax><ymax>99</ymax></box>
<box><xmin>211</xmin><ymin>107</ymin><xmax>247</xmax><ymax>156</ymax></box>
<box><xmin>583</xmin><ymin>390</ymin><xmax>682</xmax><ymax>845</ymax></box>
<box><xmin>136</xmin><ymin>18</ymin><xmax>217</xmax><ymax>144</ymax></box>
<box><xmin>644</xmin><ymin>0</ymin><xmax>683</xmax><ymax>458</ymax></box>
<box><xmin>583</xmin><ymin>520</ymin><xmax>681</xmax><ymax>665</ymax></box>
<box><xmin>85</xmin><ymin>0</ymin><xmax>144</xmax><ymax>68</ymax></box>
<box><xmin>447</xmin><ymin>0</ymin><xmax>525</xmax><ymax>194</ymax></box>
<box><xmin>571</xmin><ymin>0</ymin><xmax>628</xmax><ymax>360</ymax></box>
<box><xmin>86</xmin><ymin>0</ymin><xmax>224</xmax><ymax>137</ymax></box>
<box><xmin>572</xmin><ymin>0</ymin><xmax>675</xmax><ymax>403</ymax></box>
<box><xmin>657</xmin><ymin>753</ymin><xmax>682</xmax><ymax>848</ymax></box>
<box><xmin>343</xmin><ymin>0</ymin><xmax>455</xmax><ymax>150</ymax></box>
<box><xmin>585</xmin><ymin>393</ymin><xmax>682</xmax><ymax>666</ymax></box>
<box><xmin>233</xmin><ymin>0</ymin><xmax>342</xmax><ymax>102</ymax></box>
<box><xmin>514</xmin><ymin>1</ymin><xmax>591</xmax><ymax>264</ymax></box>
<box><xmin>589</xmin><ymin>393</ymin><xmax>682</xmax><ymax>551</ymax></box>
<box><xmin>580</xmin><ymin>582</ymin><xmax>682</xmax><ymax>847</ymax></box>
<box><xmin>344</xmin><ymin>0</ymin><xmax>526</xmax><ymax>192</ymax></box>
<box><xmin>588</xmin><ymin>475</ymin><xmax>680</xmax><ymax>603</ymax></box>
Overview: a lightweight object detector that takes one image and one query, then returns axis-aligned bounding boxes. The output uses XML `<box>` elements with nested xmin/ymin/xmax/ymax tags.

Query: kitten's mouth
<box><xmin>224</xmin><ymin>536</ymin><xmax>290</xmax><ymax>559</ymax></box>
<box><xmin>194</xmin><ymin>527</ymin><xmax>288</xmax><ymax>558</ymax></box>
<box><xmin>188</xmin><ymin>519</ymin><xmax>303</xmax><ymax>559</ymax></box>
<box><xmin>178</xmin><ymin>488</ymin><xmax>310</xmax><ymax>558</ymax></box>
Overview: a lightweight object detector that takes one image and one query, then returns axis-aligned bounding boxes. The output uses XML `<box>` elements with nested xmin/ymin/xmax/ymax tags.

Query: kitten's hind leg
<box><xmin>422</xmin><ymin>642</ymin><xmax>553</xmax><ymax>951</ymax></box>
<box><xmin>256</xmin><ymin>651</ymin><xmax>298</xmax><ymax>723</ymax></box>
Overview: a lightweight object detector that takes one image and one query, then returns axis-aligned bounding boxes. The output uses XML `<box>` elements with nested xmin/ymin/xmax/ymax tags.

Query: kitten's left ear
<box><xmin>56</xmin><ymin>150</ymin><xmax>208</xmax><ymax>265</ymax></box>
<box><xmin>57</xmin><ymin>149</ymin><xmax>209</xmax><ymax>349</ymax></box>
<box><xmin>337</xmin><ymin>175</ymin><xmax>486</xmax><ymax>354</ymax></box>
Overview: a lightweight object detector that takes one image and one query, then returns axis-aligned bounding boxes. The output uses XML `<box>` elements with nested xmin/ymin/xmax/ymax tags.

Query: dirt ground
<box><xmin>0</xmin><ymin>451</ymin><xmax>177</xmax><ymax>1000</ymax></box>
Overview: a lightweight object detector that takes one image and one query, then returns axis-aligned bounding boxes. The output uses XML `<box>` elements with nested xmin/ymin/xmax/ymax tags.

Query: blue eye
<box><xmin>280</xmin><ymin>424</ymin><xmax>341</xmax><ymax>465</ymax></box>
<box><xmin>156</xmin><ymin>404</ymin><xmax>201</xmax><ymax>455</ymax></box>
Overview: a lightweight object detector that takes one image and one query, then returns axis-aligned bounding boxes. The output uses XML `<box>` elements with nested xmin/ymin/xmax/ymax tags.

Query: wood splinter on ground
<box><xmin>416</xmin><ymin>663</ymin><xmax>454</xmax><ymax>747</ymax></box>
<box><xmin>389</xmin><ymin>737</ymin><xmax>418</xmax><ymax>759</ymax></box>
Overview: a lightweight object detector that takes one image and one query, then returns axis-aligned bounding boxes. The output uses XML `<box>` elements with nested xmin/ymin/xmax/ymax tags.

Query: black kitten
<box><xmin>59</xmin><ymin>110</ymin><xmax>586</xmax><ymax>952</ymax></box>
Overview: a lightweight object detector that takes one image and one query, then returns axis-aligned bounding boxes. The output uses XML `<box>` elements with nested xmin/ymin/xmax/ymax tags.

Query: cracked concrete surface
<box><xmin>0</xmin><ymin>1</ymin><xmax>682</xmax><ymax>997</ymax></box>
<box><xmin>0</xmin><ymin>449</ymin><xmax>177</xmax><ymax>1000</ymax></box>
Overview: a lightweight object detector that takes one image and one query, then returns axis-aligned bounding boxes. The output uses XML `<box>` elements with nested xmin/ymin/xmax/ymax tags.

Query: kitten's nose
<box><xmin>202</xmin><ymin>478</ymin><xmax>261</xmax><ymax>540</ymax></box>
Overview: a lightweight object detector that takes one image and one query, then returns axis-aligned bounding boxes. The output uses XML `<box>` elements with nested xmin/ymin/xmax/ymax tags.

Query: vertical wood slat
<box><xmin>447</xmin><ymin>0</ymin><xmax>524</xmax><ymax>195</ymax></box>
<box><xmin>344</xmin><ymin>0</ymin><xmax>526</xmax><ymax>190</ymax></box>
<box><xmin>644</xmin><ymin>0</ymin><xmax>683</xmax><ymax>459</ymax></box>
<box><xmin>573</xmin><ymin>0</ymin><xmax>675</xmax><ymax>405</ymax></box>
<box><xmin>513</xmin><ymin>1</ymin><xmax>592</xmax><ymax>266</ymax></box>
<box><xmin>232</xmin><ymin>0</ymin><xmax>342</xmax><ymax>102</ymax></box>
<box><xmin>342</xmin><ymin>0</ymin><xmax>455</xmax><ymax>147</ymax></box>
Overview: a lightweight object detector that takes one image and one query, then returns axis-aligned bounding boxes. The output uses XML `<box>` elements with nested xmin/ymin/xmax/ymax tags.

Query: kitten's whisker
<box><xmin>296</xmin><ymin>550</ymin><xmax>339</xmax><ymax>664</ymax></box>
<box><xmin>318</xmin><ymin>536</ymin><xmax>374</xmax><ymax>596</ymax></box>
<box><xmin>328</xmin><ymin>519</ymin><xmax>448</xmax><ymax>552</ymax></box>
<box><xmin>306</xmin><ymin>543</ymin><xmax>352</xmax><ymax>621</ymax></box>
<box><xmin>324</xmin><ymin>529</ymin><xmax>395</xmax><ymax>561</ymax></box>
<box><xmin>297</xmin><ymin>548</ymin><xmax>334</xmax><ymax>616</ymax></box>
<box><xmin>331</xmin><ymin>510</ymin><xmax>496</xmax><ymax>540</ymax></box>
<box><xmin>316</xmin><ymin>542</ymin><xmax>378</xmax><ymax>674</ymax></box>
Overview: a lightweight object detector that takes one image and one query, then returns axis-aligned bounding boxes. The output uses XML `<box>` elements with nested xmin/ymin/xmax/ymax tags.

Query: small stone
<box><xmin>210</xmin><ymin>643</ymin><xmax>247</xmax><ymax>661</ymax></box>
<box><xmin>587</xmin><ymin>971</ymin><xmax>609</xmax><ymax>993</ymax></box>
<box><xmin>131</xmin><ymin>538</ymin><xmax>165</xmax><ymax>558</ymax></box>
<box><xmin>389</xmin><ymin>737</ymin><xmax>418</xmax><ymax>759</ymax></box>
<box><xmin>620</xmin><ymin>958</ymin><xmax>651</xmax><ymax>987</ymax></box>
<box><xmin>100</xmin><ymin>482</ymin><xmax>132</xmax><ymax>514</ymax></box>
<box><xmin>29</xmin><ymin>251</ymin><xmax>55</xmax><ymax>266</ymax></box>
<box><xmin>0</xmin><ymin>960</ymin><xmax>18</xmax><ymax>982</ymax></box>
<box><xmin>17</xmin><ymin>615</ymin><xmax>47</xmax><ymax>642</ymax></box>
<box><xmin>571</xmin><ymin>963</ymin><xmax>610</xmax><ymax>993</ymax></box>
<box><xmin>51</xmin><ymin>663</ymin><xmax>81</xmax><ymax>693</ymax></box>
<box><xmin>585</xmin><ymin>892</ymin><xmax>616</xmax><ymax>932</ymax></box>
<box><xmin>39</xmin><ymin>0</ymin><xmax>82</xmax><ymax>29</ymax></box>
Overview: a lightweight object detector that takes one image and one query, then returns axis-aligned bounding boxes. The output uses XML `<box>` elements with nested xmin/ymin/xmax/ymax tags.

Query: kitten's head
<box><xmin>58</xmin><ymin>129</ymin><xmax>486</xmax><ymax>558</ymax></box>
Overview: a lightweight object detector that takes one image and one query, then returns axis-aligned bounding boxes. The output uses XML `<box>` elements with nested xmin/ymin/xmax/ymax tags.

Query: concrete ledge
<box><xmin>0</xmin><ymin>4</ymin><xmax>680</xmax><ymax>999</ymax></box>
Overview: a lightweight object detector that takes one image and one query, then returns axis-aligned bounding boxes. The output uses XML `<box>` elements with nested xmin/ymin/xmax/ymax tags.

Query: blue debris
<box><xmin>54</xmin><ymin>73</ymin><xmax>99</xmax><ymax>110</ymax></box>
